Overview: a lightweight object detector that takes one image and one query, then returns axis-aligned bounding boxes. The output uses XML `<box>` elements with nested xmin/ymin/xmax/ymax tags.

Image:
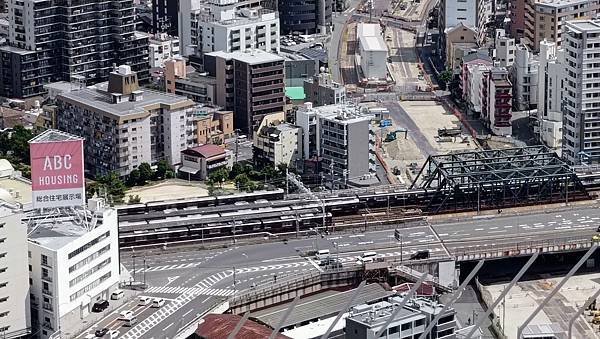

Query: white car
<box><xmin>118</xmin><ymin>310</ymin><xmax>134</xmax><ymax>320</ymax></box>
<box><xmin>138</xmin><ymin>296</ymin><xmax>151</xmax><ymax>306</ymax></box>
<box><xmin>152</xmin><ymin>298</ymin><xmax>165</xmax><ymax>308</ymax></box>
<box><xmin>109</xmin><ymin>330</ymin><xmax>120</xmax><ymax>338</ymax></box>
<box><xmin>84</xmin><ymin>334</ymin><xmax>95</xmax><ymax>339</ymax></box>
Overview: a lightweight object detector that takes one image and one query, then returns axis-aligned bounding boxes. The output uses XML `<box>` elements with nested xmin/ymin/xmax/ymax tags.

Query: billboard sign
<box><xmin>30</xmin><ymin>135</ymin><xmax>85</xmax><ymax>209</ymax></box>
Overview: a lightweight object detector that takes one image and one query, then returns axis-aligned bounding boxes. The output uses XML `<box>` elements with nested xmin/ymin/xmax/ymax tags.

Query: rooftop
<box><xmin>27</xmin><ymin>213</ymin><xmax>105</xmax><ymax>250</ymax></box>
<box><xmin>58</xmin><ymin>83</ymin><xmax>193</xmax><ymax>118</ymax></box>
<box><xmin>359</xmin><ymin>35</ymin><xmax>388</xmax><ymax>52</ymax></box>
<box><xmin>29</xmin><ymin>129</ymin><xmax>83</xmax><ymax>144</ymax></box>
<box><xmin>213</xmin><ymin>9</ymin><xmax>278</xmax><ymax>27</ymax></box>
<box><xmin>565</xmin><ymin>19</ymin><xmax>600</xmax><ymax>32</ymax></box>
<box><xmin>285</xmin><ymin>87</ymin><xmax>306</xmax><ymax>100</ymax></box>
<box><xmin>537</xmin><ymin>0</ymin><xmax>593</xmax><ymax>8</ymax></box>
<box><xmin>348</xmin><ymin>300</ymin><xmax>424</xmax><ymax>328</ymax></box>
<box><xmin>206</xmin><ymin>49</ymin><xmax>284</xmax><ymax>65</ymax></box>
<box><xmin>196</xmin><ymin>314</ymin><xmax>290</xmax><ymax>339</ymax></box>
<box><xmin>252</xmin><ymin>283</ymin><xmax>392</xmax><ymax>329</ymax></box>
<box><xmin>184</xmin><ymin>144</ymin><xmax>226</xmax><ymax>159</ymax></box>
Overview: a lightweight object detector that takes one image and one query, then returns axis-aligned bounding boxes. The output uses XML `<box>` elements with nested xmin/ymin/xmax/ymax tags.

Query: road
<box><xmin>81</xmin><ymin>203</ymin><xmax>600</xmax><ymax>338</ymax></box>
<box><xmin>329</xmin><ymin>0</ymin><xmax>362</xmax><ymax>83</ymax></box>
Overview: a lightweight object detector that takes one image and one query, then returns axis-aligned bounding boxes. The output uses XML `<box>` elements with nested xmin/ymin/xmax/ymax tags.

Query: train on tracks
<box><xmin>117</xmin><ymin>188</ymin><xmax>433</xmax><ymax>247</ymax></box>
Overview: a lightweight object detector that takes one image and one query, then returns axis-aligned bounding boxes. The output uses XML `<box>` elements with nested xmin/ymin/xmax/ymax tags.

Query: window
<box><xmin>0</xmin><ymin>296</ymin><xmax>8</xmax><ymax>303</ymax></box>
<box><xmin>68</xmin><ymin>232</ymin><xmax>110</xmax><ymax>259</ymax></box>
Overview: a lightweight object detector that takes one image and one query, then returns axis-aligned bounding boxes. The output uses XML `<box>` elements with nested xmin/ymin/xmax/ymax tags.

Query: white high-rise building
<box><xmin>511</xmin><ymin>44</ymin><xmax>539</xmax><ymax>111</ymax></box>
<box><xmin>561</xmin><ymin>20</ymin><xmax>600</xmax><ymax>164</ymax></box>
<box><xmin>536</xmin><ymin>39</ymin><xmax>565</xmax><ymax>149</ymax></box>
<box><xmin>494</xmin><ymin>30</ymin><xmax>516</xmax><ymax>68</ymax></box>
<box><xmin>27</xmin><ymin>198</ymin><xmax>120</xmax><ymax>339</ymax></box>
<box><xmin>179</xmin><ymin>0</ymin><xmax>279</xmax><ymax>57</ymax></box>
<box><xmin>0</xmin><ymin>200</ymin><xmax>30</xmax><ymax>338</ymax></box>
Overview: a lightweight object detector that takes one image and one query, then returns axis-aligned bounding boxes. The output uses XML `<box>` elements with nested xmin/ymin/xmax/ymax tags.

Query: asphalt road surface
<box><xmin>90</xmin><ymin>204</ymin><xmax>600</xmax><ymax>338</ymax></box>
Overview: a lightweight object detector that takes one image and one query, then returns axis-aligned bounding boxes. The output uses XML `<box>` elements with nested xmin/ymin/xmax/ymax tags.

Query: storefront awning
<box><xmin>178</xmin><ymin>166</ymin><xmax>199</xmax><ymax>174</ymax></box>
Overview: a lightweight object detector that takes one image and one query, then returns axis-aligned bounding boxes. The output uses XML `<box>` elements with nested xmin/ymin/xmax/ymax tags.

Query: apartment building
<box><xmin>149</xmin><ymin>33</ymin><xmax>181</xmax><ymax>68</ymax></box>
<box><xmin>295</xmin><ymin>103</ymin><xmax>375</xmax><ymax>186</ymax></box>
<box><xmin>495</xmin><ymin>30</ymin><xmax>516</xmax><ymax>67</ymax></box>
<box><xmin>278</xmin><ymin>0</ymin><xmax>333</xmax><ymax>34</ymax></box>
<box><xmin>0</xmin><ymin>0</ymin><xmax>149</xmax><ymax>98</ymax></box>
<box><xmin>0</xmin><ymin>201</ymin><xmax>30</xmax><ymax>339</ymax></box>
<box><xmin>152</xmin><ymin>0</ymin><xmax>179</xmax><ymax>35</ymax></box>
<box><xmin>461</xmin><ymin>53</ymin><xmax>492</xmax><ymax>115</ymax></box>
<box><xmin>254</xmin><ymin>123</ymin><xmax>302</xmax><ymax>168</ymax></box>
<box><xmin>562</xmin><ymin>20</ymin><xmax>600</xmax><ymax>164</ymax></box>
<box><xmin>439</xmin><ymin>0</ymin><xmax>491</xmax><ymax>63</ymax></box>
<box><xmin>445</xmin><ymin>23</ymin><xmax>479</xmax><ymax>71</ymax></box>
<box><xmin>523</xmin><ymin>0</ymin><xmax>600</xmax><ymax>51</ymax></box>
<box><xmin>303</xmin><ymin>72</ymin><xmax>346</xmax><ymax>106</ymax></box>
<box><xmin>511</xmin><ymin>44</ymin><xmax>539</xmax><ymax>111</ymax></box>
<box><xmin>510</xmin><ymin>0</ymin><xmax>527</xmax><ymax>39</ymax></box>
<box><xmin>536</xmin><ymin>39</ymin><xmax>564</xmax><ymax>148</ymax></box>
<box><xmin>193</xmin><ymin>108</ymin><xmax>234</xmax><ymax>145</ymax></box>
<box><xmin>345</xmin><ymin>297</ymin><xmax>456</xmax><ymax>339</ymax></box>
<box><xmin>179</xmin><ymin>0</ymin><xmax>279</xmax><ymax>57</ymax></box>
<box><xmin>28</xmin><ymin>199</ymin><xmax>119</xmax><ymax>339</ymax></box>
<box><xmin>481</xmin><ymin>67</ymin><xmax>513</xmax><ymax>136</ymax></box>
<box><xmin>205</xmin><ymin>50</ymin><xmax>285</xmax><ymax>136</ymax></box>
<box><xmin>55</xmin><ymin>65</ymin><xmax>197</xmax><ymax>177</ymax></box>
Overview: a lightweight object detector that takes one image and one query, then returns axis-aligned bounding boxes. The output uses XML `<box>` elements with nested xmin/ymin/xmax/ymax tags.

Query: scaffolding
<box><xmin>410</xmin><ymin>146</ymin><xmax>590</xmax><ymax>213</ymax></box>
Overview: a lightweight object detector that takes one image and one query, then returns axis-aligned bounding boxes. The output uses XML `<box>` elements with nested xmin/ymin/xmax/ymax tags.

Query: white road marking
<box><xmin>162</xmin><ymin>323</ymin><xmax>173</xmax><ymax>331</ymax></box>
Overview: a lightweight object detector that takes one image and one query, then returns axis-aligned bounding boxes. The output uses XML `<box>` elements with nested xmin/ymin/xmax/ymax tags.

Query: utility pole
<box><xmin>329</xmin><ymin>161</ymin><xmax>334</xmax><ymax>193</ymax></box>
<box><xmin>234</xmin><ymin>129</ymin><xmax>240</xmax><ymax>163</ymax></box>
<box><xmin>132</xmin><ymin>254</ymin><xmax>136</xmax><ymax>285</ymax></box>
<box><xmin>232</xmin><ymin>266</ymin><xmax>236</xmax><ymax>294</ymax></box>
<box><xmin>143</xmin><ymin>257</ymin><xmax>147</xmax><ymax>288</ymax></box>
<box><xmin>285</xmin><ymin>167</ymin><xmax>289</xmax><ymax>195</ymax></box>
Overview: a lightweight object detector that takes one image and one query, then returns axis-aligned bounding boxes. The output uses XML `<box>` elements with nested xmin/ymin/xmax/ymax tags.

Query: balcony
<box><xmin>42</xmin><ymin>289</ymin><xmax>53</xmax><ymax>296</ymax></box>
<box><xmin>41</xmin><ymin>275</ymin><xmax>53</xmax><ymax>283</ymax></box>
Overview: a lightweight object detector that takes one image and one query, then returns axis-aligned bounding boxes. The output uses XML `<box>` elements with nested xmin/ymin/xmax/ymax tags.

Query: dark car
<box><xmin>320</xmin><ymin>257</ymin><xmax>343</xmax><ymax>269</ymax></box>
<box><xmin>410</xmin><ymin>250</ymin><xmax>430</xmax><ymax>260</ymax></box>
<box><xmin>95</xmin><ymin>328</ymin><xmax>109</xmax><ymax>337</ymax></box>
<box><xmin>92</xmin><ymin>300</ymin><xmax>109</xmax><ymax>313</ymax></box>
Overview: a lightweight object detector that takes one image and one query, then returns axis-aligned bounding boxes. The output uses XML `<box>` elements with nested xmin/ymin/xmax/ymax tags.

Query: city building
<box><xmin>345</xmin><ymin>297</ymin><xmax>456</xmax><ymax>339</ymax></box>
<box><xmin>278</xmin><ymin>0</ymin><xmax>333</xmax><ymax>34</ymax></box>
<box><xmin>254</xmin><ymin>123</ymin><xmax>302</xmax><ymax>168</ymax></box>
<box><xmin>180</xmin><ymin>2</ymin><xmax>279</xmax><ymax>58</ymax></box>
<box><xmin>27</xmin><ymin>198</ymin><xmax>120</xmax><ymax>339</ymax></box>
<box><xmin>494</xmin><ymin>30</ymin><xmax>516</xmax><ymax>67</ymax></box>
<box><xmin>149</xmin><ymin>33</ymin><xmax>181</xmax><ymax>68</ymax></box>
<box><xmin>165</xmin><ymin>57</ymin><xmax>190</xmax><ymax>95</ymax></box>
<box><xmin>445</xmin><ymin>23</ymin><xmax>479</xmax><ymax>71</ymax></box>
<box><xmin>55</xmin><ymin>65</ymin><xmax>197</xmax><ymax>177</ymax></box>
<box><xmin>179</xmin><ymin>144</ymin><xmax>231</xmax><ymax>180</ymax></box>
<box><xmin>282</xmin><ymin>52</ymin><xmax>318</xmax><ymax>87</ymax></box>
<box><xmin>510</xmin><ymin>0</ymin><xmax>527</xmax><ymax>39</ymax></box>
<box><xmin>0</xmin><ymin>200</ymin><xmax>30</xmax><ymax>338</ymax></box>
<box><xmin>536</xmin><ymin>39</ymin><xmax>564</xmax><ymax>149</ymax></box>
<box><xmin>205</xmin><ymin>50</ymin><xmax>285</xmax><ymax>136</ymax></box>
<box><xmin>523</xmin><ymin>0</ymin><xmax>600</xmax><ymax>51</ymax></box>
<box><xmin>0</xmin><ymin>0</ymin><xmax>149</xmax><ymax>98</ymax></box>
<box><xmin>511</xmin><ymin>44</ymin><xmax>539</xmax><ymax>111</ymax></box>
<box><xmin>295</xmin><ymin>102</ymin><xmax>375</xmax><ymax>186</ymax></box>
<box><xmin>562</xmin><ymin>20</ymin><xmax>600</xmax><ymax>164</ymax></box>
<box><xmin>303</xmin><ymin>72</ymin><xmax>346</xmax><ymax>106</ymax></box>
<box><xmin>461</xmin><ymin>53</ymin><xmax>492</xmax><ymax>116</ymax></box>
<box><xmin>356</xmin><ymin>23</ymin><xmax>388</xmax><ymax>79</ymax></box>
<box><xmin>152</xmin><ymin>0</ymin><xmax>179</xmax><ymax>35</ymax></box>
<box><xmin>193</xmin><ymin>107</ymin><xmax>234</xmax><ymax>145</ymax></box>
<box><xmin>481</xmin><ymin>67</ymin><xmax>513</xmax><ymax>136</ymax></box>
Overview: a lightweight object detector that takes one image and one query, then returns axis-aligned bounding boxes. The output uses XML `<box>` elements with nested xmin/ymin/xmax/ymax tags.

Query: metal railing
<box><xmin>453</xmin><ymin>236</ymin><xmax>594</xmax><ymax>260</ymax></box>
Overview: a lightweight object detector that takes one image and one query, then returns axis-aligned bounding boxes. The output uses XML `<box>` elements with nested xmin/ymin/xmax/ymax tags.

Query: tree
<box><xmin>208</xmin><ymin>167</ymin><xmax>229</xmax><ymax>187</ymax></box>
<box><xmin>439</xmin><ymin>69</ymin><xmax>453</xmax><ymax>90</ymax></box>
<box><xmin>127</xmin><ymin>169</ymin><xmax>140</xmax><ymax>187</ymax></box>
<box><xmin>0</xmin><ymin>125</ymin><xmax>34</xmax><ymax>165</ymax></box>
<box><xmin>137</xmin><ymin>162</ymin><xmax>154</xmax><ymax>185</ymax></box>
<box><xmin>155</xmin><ymin>160</ymin><xmax>170</xmax><ymax>180</ymax></box>
<box><xmin>234</xmin><ymin>173</ymin><xmax>251</xmax><ymax>191</ymax></box>
<box><xmin>93</xmin><ymin>172</ymin><xmax>126</xmax><ymax>204</ymax></box>
<box><xmin>127</xmin><ymin>195</ymin><xmax>141</xmax><ymax>204</ymax></box>
<box><xmin>230</xmin><ymin>162</ymin><xmax>245</xmax><ymax>179</ymax></box>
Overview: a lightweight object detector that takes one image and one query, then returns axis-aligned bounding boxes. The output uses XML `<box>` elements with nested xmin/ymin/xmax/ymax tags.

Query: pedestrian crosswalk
<box><xmin>120</xmin><ymin>292</ymin><xmax>196</xmax><ymax>339</ymax></box>
<box><xmin>138</xmin><ymin>259</ymin><xmax>313</xmax><ymax>274</ymax></box>
<box><xmin>144</xmin><ymin>285</ymin><xmax>236</xmax><ymax>297</ymax></box>
<box><xmin>136</xmin><ymin>262</ymin><xmax>198</xmax><ymax>273</ymax></box>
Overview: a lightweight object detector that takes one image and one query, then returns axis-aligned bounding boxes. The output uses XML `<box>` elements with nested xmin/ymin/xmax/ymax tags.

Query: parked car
<box><xmin>111</xmin><ymin>289</ymin><xmax>124</xmax><ymax>300</ymax></box>
<box><xmin>95</xmin><ymin>328</ymin><xmax>109</xmax><ymax>337</ymax></box>
<box><xmin>92</xmin><ymin>300</ymin><xmax>109</xmax><ymax>312</ymax></box>
<box><xmin>109</xmin><ymin>331</ymin><xmax>119</xmax><ymax>339</ymax></box>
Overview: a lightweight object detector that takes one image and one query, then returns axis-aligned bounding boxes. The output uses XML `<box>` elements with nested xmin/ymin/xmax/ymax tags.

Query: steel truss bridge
<box><xmin>410</xmin><ymin>146</ymin><xmax>590</xmax><ymax>213</ymax></box>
